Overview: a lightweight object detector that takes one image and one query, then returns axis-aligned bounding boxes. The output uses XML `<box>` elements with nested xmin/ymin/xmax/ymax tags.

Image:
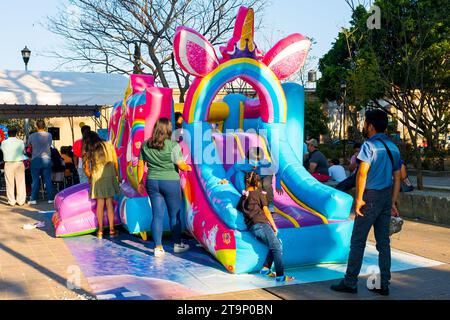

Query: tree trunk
<box><xmin>69</xmin><ymin>117</ymin><xmax>75</xmax><ymax>145</ymax></box>
<box><xmin>338</xmin><ymin>105</ymin><xmax>343</xmax><ymax>141</ymax></box>
<box><xmin>415</xmin><ymin>152</ymin><xmax>424</xmax><ymax>190</ymax></box>
<box><xmin>179</xmin><ymin>87</ymin><xmax>186</xmax><ymax>103</ymax></box>
<box><xmin>406</xmin><ymin>123</ymin><xmax>424</xmax><ymax>190</ymax></box>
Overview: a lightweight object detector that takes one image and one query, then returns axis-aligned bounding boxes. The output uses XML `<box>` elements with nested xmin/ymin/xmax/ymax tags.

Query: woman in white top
<box><xmin>328</xmin><ymin>158</ymin><xmax>347</xmax><ymax>183</ymax></box>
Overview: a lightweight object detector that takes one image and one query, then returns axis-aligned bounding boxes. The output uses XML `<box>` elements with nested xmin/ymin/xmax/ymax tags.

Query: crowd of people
<box><xmin>303</xmin><ymin>130</ymin><xmax>413</xmax><ymax>196</ymax></box>
<box><xmin>0</xmin><ymin>120</ymin><xmax>81</xmax><ymax>207</ymax></box>
<box><xmin>0</xmin><ymin>109</ymin><xmax>411</xmax><ymax>291</ymax></box>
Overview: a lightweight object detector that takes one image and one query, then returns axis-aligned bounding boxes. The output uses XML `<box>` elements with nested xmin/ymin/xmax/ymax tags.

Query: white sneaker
<box><xmin>154</xmin><ymin>247</ymin><xmax>165</xmax><ymax>258</ymax></box>
<box><xmin>174</xmin><ymin>243</ymin><xmax>190</xmax><ymax>253</ymax></box>
<box><xmin>48</xmin><ymin>200</ymin><xmax>54</xmax><ymax>204</ymax></box>
<box><xmin>28</xmin><ymin>200</ymin><xmax>37</xmax><ymax>205</ymax></box>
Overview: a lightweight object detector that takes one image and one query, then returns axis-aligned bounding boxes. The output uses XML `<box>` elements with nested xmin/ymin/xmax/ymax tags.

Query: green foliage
<box><xmin>319</xmin><ymin>144</ymin><xmax>343</xmax><ymax>161</ymax></box>
<box><xmin>422</xmin><ymin>148</ymin><xmax>447</xmax><ymax>171</ymax></box>
<box><xmin>397</xmin><ymin>142</ymin><xmax>415</xmax><ymax>165</ymax></box>
<box><xmin>0</xmin><ymin>119</ymin><xmax>32</xmax><ymax>139</ymax></box>
<box><xmin>304</xmin><ymin>100</ymin><xmax>329</xmax><ymax>139</ymax></box>
<box><xmin>316</xmin><ymin>33</ymin><xmax>350</xmax><ymax>103</ymax></box>
<box><xmin>317</xmin><ymin>0</ymin><xmax>449</xmax><ymax>177</ymax></box>
<box><xmin>346</xmin><ymin>49</ymin><xmax>386</xmax><ymax>107</ymax></box>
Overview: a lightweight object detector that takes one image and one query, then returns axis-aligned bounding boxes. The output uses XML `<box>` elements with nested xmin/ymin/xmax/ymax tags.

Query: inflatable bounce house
<box><xmin>173</xmin><ymin>6</ymin><xmax>354</xmax><ymax>273</ymax></box>
<box><xmin>52</xmin><ymin>74</ymin><xmax>178</xmax><ymax>239</ymax></box>
<box><xmin>52</xmin><ymin>6</ymin><xmax>354</xmax><ymax>274</ymax></box>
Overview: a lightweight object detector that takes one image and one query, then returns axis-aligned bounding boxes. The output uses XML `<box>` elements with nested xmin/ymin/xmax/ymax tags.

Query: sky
<box><xmin>0</xmin><ymin>0</ymin><xmax>354</xmax><ymax>73</ymax></box>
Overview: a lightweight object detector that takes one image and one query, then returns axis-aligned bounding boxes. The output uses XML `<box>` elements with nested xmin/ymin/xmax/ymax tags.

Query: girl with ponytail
<box><xmin>237</xmin><ymin>171</ymin><xmax>294</xmax><ymax>282</ymax></box>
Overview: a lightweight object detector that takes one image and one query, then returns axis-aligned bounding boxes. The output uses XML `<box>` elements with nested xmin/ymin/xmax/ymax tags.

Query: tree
<box><xmin>0</xmin><ymin>119</ymin><xmax>37</xmax><ymax>139</ymax></box>
<box><xmin>368</xmin><ymin>0</ymin><xmax>449</xmax><ymax>188</ymax></box>
<box><xmin>317</xmin><ymin>0</ymin><xmax>450</xmax><ymax>189</ymax></box>
<box><xmin>304</xmin><ymin>100</ymin><xmax>329</xmax><ymax>140</ymax></box>
<box><xmin>47</xmin><ymin>0</ymin><xmax>265</xmax><ymax>102</ymax></box>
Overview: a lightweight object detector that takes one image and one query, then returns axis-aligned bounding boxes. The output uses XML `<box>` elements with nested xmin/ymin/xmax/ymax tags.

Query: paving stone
<box><xmin>0</xmin><ymin>197</ymin><xmax>94</xmax><ymax>300</ymax></box>
<box><xmin>1</xmin><ymin>194</ymin><xmax>449</xmax><ymax>300</ymax></box>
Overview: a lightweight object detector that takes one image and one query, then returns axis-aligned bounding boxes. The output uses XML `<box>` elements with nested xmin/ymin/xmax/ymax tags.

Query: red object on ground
<box><xmin>73</xmin><ymin>139</ymin><xmax>82</xmax><ymax>158</ymax></box>
<box><xmin>312</xmin><ymin>172</ymin><xmax>331</xmax><ymax>183</ymax></box>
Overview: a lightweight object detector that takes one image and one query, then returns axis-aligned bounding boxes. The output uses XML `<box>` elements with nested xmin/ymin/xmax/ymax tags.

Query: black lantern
<box><xmin>308</xmin><ymin>70</ymin><xmax>317</xmax><ymax>82</ymax></box>
<box><xmin>21</xmin><ymin>46</ymin><xmax>31</xmax><ymax>71</ymax></box>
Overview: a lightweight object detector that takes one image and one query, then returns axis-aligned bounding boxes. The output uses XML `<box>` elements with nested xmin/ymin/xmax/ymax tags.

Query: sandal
<box><xmin>109</xmin><ymin>229</ymin><xmax>118</xmax><ymax>237</ymax></box>
<box><xmin>96</xmin><ymin>231</ymin><xmax>103</xmax><ymax>239</ymax></box>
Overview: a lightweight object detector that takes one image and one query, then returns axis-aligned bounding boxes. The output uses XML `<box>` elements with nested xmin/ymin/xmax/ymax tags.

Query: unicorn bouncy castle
<box><xmin>53</xmin><ymin>5</ymin><xmax>354</xmax><ymax>275</ymax></box>
<box><xmin>172</xmin><ymin>6</ymin><xmax>354</xmax><ymax>273</ymax></box>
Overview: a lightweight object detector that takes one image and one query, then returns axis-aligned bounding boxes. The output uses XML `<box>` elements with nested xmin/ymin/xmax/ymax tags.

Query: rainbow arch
<box><xmin>183</xmin><ymin>58</ymin><xmax>287</xmax><ymax>124</ymax></box>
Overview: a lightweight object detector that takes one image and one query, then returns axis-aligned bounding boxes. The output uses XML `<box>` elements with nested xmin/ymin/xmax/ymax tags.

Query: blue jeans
<box><xmin>250</xmin><ymin>223</ymin><xmax>284</xmax><ymax>276</ymax></box>
<box><xmin>30</xmin><ymin>157</ymin><xmax>54</xmax><ymax>201</ymax></box>
<box><xmin>145</xmin><ymin>179</ymin><xmax>182</xmax><ymax>247</ymax></box>
<box><xmin>344</xmin><ymin>188</ymin><xmax>392</xmax><ymax>288</ymax></box>
<box><xmin>78</xmin><ymin>167</ymin><xmax>88</xmax><ymax>184</ymax></box>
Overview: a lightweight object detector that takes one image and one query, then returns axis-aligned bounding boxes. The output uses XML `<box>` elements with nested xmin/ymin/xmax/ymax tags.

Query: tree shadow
<box><xmin>106</xmin><ymin>231</ymin><xmax>226</xmax><ymax>273</ymax></box>
<box><xmin>0</xmin><ymin>280</ymin><xmax>27</xmax><ymax>296</ymax></box>
<box><xmin>0</xmin><ymin>242</ymin><xmax>93</xmax><ymax>297</ymax></box>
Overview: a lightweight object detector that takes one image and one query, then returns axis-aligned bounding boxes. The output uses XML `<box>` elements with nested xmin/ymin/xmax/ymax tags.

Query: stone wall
<box><xmin>397</xmin><ymin>191</ymin><xmax>450</xmax><ymax>225</ymax></box>
<box><xmin>348</xmin><ymin>189</ymin><xmax>450</xmax><ymax>225</ymax></box>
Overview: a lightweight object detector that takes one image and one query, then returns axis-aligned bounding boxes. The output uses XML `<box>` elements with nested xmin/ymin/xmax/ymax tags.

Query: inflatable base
<box><xmin>53</xmin><ymin>183</ymin><xmax>121</xmax><ymax>238</ymax></box>
<box><xmin>119</xmin><ymin>182</ymin><xmax>187</xmax><ymax>236</ymax></box>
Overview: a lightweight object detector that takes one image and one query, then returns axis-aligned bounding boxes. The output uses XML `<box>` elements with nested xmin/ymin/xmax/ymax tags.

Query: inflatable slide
<box><xmin>53</xmin><ymin>5</ymin><xmax>354</xmax><ymax>276</ymax></box>
<box><xmin>174</xmin><ymin>6</ymin><xmax>354</xmax><ymax>273</ymax></box>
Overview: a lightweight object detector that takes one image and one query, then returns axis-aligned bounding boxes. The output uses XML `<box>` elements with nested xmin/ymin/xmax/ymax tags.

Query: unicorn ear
<box><xmin>262</xmin><ymin>34</ymin><xmax>311</xmax><ymax>80</ymax></box>
<box><xmin>173</xmin><ymin>26</ymin><xmax>219</xmax><ymax>77</ymax></box>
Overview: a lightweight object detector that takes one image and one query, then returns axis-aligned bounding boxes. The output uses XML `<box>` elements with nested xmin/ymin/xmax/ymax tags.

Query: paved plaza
<box><xmin>0</xmin><ymin>195</ymin><xmax>449</xmax><ymax>300</ymax></box>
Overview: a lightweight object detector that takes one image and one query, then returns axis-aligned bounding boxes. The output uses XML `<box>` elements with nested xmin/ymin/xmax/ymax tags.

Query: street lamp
<box><xmin>308</xmin><ymin>70</ymin><xmax>317</xmax><ymax>83</ymax></box>
<box><xmin>340</xmin><ymin>80</ymin><xmax>347</xmax><ymax>161</ymax></box>
<box><xmin>21</xmin><ymin>46</ymin><xmax>31</xmax><ymax>72</ymax></box>
<box><xmin>21</xmin><ymin>46</ymin><xmax>31</xmax><ymax>140</ymax></box>
<box><xmin>306</xmin><ymin>70</ymin><xmax>317</xmax><ymax>102</ymax></box>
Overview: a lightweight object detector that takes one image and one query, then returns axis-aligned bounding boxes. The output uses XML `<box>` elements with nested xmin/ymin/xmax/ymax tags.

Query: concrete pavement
<box><xmin>0</xmin><ymin>197</ymin><xmax>93</xmax><ymax>300</ymax></box>
<box><xmin>189</xmin><ymin>217</ymin><xmax>450</xmax><ymax>300</ymax></box>
<box><xmin>0</xmin><ymin>195</ymin><xmax>449</xmax><ymax>300</ymax></box>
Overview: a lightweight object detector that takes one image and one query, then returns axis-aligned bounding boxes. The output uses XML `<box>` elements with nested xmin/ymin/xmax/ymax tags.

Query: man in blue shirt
<box><xmin>27</xmin><ymin>120</ymin><xmax>54</xmax><ymax>204</ymax></box>
<box><xmin>331</xmin><ymin>109</ymin><xmax>401</xmax><ymax>296</ymax></box>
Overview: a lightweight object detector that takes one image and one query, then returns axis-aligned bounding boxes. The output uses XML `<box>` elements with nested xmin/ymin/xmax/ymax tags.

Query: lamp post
<box><xmin>308</xmin><ymin>69</ymin><xmax>317</xmax><ymax>83</ymax></box>
<box><xmin>306</xmin><ymin>70</ymin><xmax>317</xmax><ymax>104</ymax></box>
<box><xmin>340</xmin><ymin>80</ymin><xmax>347</xmax><ymax>161</ymax></box>
<box><xmin>21</xmin><ymin>46</ymin><xmax>31</xmax><ymax>72</ymax></box>
<box><xmin>21</xmin><ymin>46</ymin><xmax>31</xmax><ymax>140</ymax></box>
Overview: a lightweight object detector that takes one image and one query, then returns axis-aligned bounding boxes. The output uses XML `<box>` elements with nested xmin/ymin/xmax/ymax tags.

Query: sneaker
<box><xmin>174</xmin><ymin>243</ymin><xmax>190</xmax><ymax>253</ymax></box>
<box><xmin>330</xmin><ymin>280</ymin><xmax>358</xmax><ymax>294</ymax></box>
<box><xmin>276</xmin><ymin>275</ymin><xmax>295</xmax><ymax>282</ymax></box>
<box><xmin>28</xmin><ymin>200</ymin><xmax>37</xmax><ymax>205</ymax></box>
<box><xmin>260</xmin><ymin>267</ymin><xmax>276</xmax><ymax>277</ymax></box>
<box><xmin>369</xmin><ymin>286</ymin><xmax>389</xmax><ymax>296</ymax></box>
<box><xmin>154</xmin><ymin>247</ymin><xmax>165</xmax><ymax>257</ymax></box>
<box><xmin>48</xmin><ymin>200</ymin><xmax>54</xmax><ymax>204</ymax></box>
